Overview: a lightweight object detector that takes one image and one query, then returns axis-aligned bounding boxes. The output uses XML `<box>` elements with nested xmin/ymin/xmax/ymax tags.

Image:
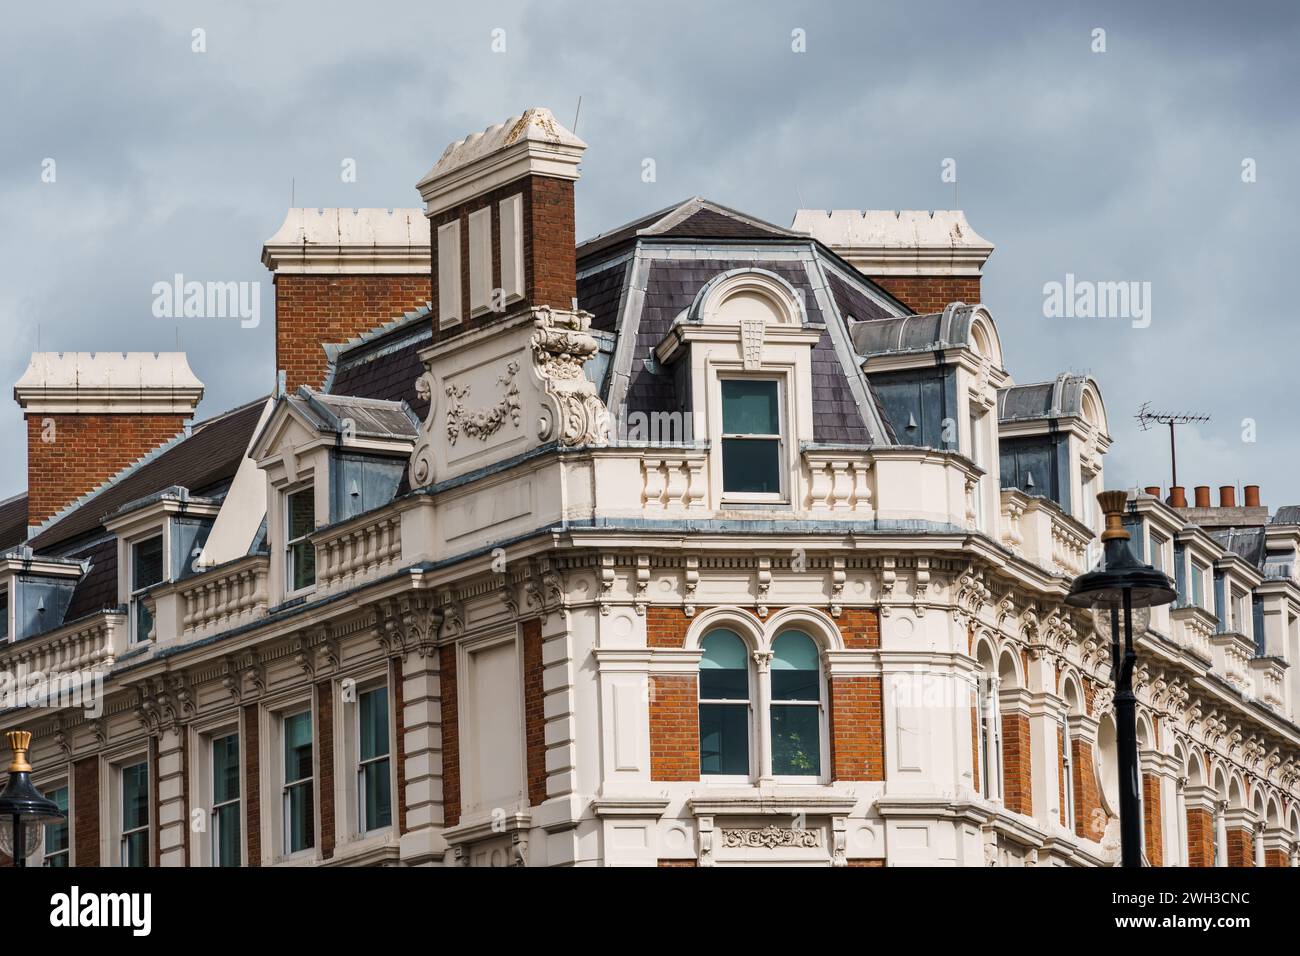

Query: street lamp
<box><xmin>1065</xmin><ymin>491</ymin><xmax>1176</xmax><ymax>867</ymax></box>
<box><xmin>0</xmin><ymin>731</ymin><xmax>67</xmax><ymax>867</ymax></box>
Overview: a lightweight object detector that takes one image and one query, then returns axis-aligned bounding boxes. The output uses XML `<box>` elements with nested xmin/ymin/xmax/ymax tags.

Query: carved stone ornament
<box><xmin>720</xmin><ymin>826</ymin><xmax>822</xmax><ymax>850</ymax></box>
<box><xmin>530</xmin><ymin>307</ymin><xmax>610</xmax><ymax>446</ymax></box>
<box><xmin>445</xmin><ymin>361</ymin><xmax>521</xmax><ymax>446</ymax></box>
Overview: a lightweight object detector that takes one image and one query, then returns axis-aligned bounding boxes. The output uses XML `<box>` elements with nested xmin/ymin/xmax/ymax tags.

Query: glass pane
<box><xmin>122</xmin><ymin>762</ymin><xmax>149</xmax><ymax>831</ymax></box>
<box><xmin>134</xmin><ymin>599</ymin><xmax>154</xmax><ymax>642</ymax></box>
<box><xmin>700</xmin><ymin>630</ymin><xmax>748</xmax><ymax>700</ymax></box>
<box><xmin>287</xmin><ymin>782</ymin><xmax>314</xmax><ymax>853</ymax></box>
<box><xmin>699</xmin><ymin>703</ymin><xmax>749</xmax><ymax>775</ymax></box>
<box><xmin>722</xmin><ymin>438</ymin><xmax>780</xmax><ymax>494</ymax></box>
<box><xmin>721</xmin><ymin>380</ymin><xmax>779</xmax><ymax>434</ymax></box>
<box><xmin>771</xmin><ymin>704</ymin><xmax>821</xmax><ymax>776</ymax></box>
<box><xmin>123</xmin><ymin>830</ymin><xmax>149</xmax><ymax>868</ymax></box>
<box><xmin>133</xmin><ymin>536</ymin><xmax>164</xmax><ymax>589</ymax></box>
<box><xmin>214</xmin><ymin>803</ymin><xmax>241</xmax><ymax>866</ymax></box>
<box><xmin>45</xmin><ymin>854</ymin><xmax>68</xmax><ymax>868</ymax></box>
<box><xmin>359</xmin><ymin>687</ymin><xmax>389</xmax><ymax>762</ymax></box>
<box><xmin>772</xmin><ymin>631</ymin><xmax>819</xmax><ymax>701</ymax></box>
<box><xmin>213</xmin><ymin>734</ymin><xmax>239</xmax><ymax>805</ymax></box>
<box><xmin>290</xmin><ymin>539</ymin><xmax>316</xmax><ymax>591</ymax></box>
<box><xmin>288</xmin><ymin>488</ymin><xmax>315</xmax><ymax>540</ymax></box>
<box><xmin>44</xmin><ymin>787</ymin><xmax>68</xmax><ymax>857</ymax></box>
<box><xmin>284</xmin><ymin>711</ymin><xmax>312</xmax><ymax>783</ymax></box>
<box><xmin>362</xmin><ymin>759</ymin><xmax>392</xmax><ymax>831</ymax></box>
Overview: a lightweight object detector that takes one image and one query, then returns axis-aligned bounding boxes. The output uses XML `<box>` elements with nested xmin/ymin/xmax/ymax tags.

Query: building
<box><xmin>1</xmin><ymin>107</ymin><xmax>1298</xmax><ymax>867</ymax></box>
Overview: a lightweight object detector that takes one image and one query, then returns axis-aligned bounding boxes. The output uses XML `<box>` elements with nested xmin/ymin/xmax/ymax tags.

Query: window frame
<box><xmin>768</xmin><ymin>630</ymin><xmax>827</xmax><ymax>783</ymax></box>
<box><xmin>355</xmin><ymin>680</ymin><xmax>394</xmax><ymax>837</ymax></box>
<box><xmin>210</xmin><ymin>730</ymin><xmax>242</xmax><ymax>867</ymax></box>
<box><xmin>279</xmin><ymin>705</ymin><xmax>316</xmax><ymax>859</ymax></box>
<box><xmin>976</xmin><ymin>672</ymin><xmax>1003</xmax><ymax>801</ymax></box>
<box><xmin>118</xmin><ymin>758</ymin><xmax>150</xmax><ymax>868</ymax></box>
<box><xmin>698</xmin><ymin>628</ymin><xmax>756</xmax><ymax>783</ymax></box>
<box><xmin>1060</xmin><ymin>714</ymin><xmax>1076</xmax><ymax>833</ymax></box>
<box><xmin>284</xmin><ymin>484</ymin><xmax>317</xmax><ymax>597</ymax></box>
<box><xmin>129</xmin><ymin>533</ymin><xmax>165</xmax><ymax>644</ymax></box>
<box><xmin>40</xmin><ymin>779</ymin><xmax>70</xmax><ymax>867</ymax></box>
<box><xmin>717</xmin><ymin>374</ymin><xmax>787</xmax><ymax>504</ymax></box>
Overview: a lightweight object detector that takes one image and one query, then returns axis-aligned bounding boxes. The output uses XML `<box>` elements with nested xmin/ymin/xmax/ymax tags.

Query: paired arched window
<box><xmin>698</xmin><ymin>626</ymin><xmax>824</xmax><ymax>781</ymax></box>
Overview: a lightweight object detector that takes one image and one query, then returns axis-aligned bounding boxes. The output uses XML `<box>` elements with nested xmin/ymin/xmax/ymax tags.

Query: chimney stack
<box><xmin>1167</xmin><ymin>486</ymin><xmax>1187</xmax><ymax>508</ymax></box>
<box><xmin>790</xmin><ymin>210</ymin><xmax>994</xmax><ymax>314</ymax></box>
<box><xmin>1244</xmin><ymin>485</ymin><xmax>1260</xmax><ymax>507</ymax></box>
<box><xmin>1143</xmin><ymin>485</ymin><xmax>1161</xmax><ymax>498</ymax></box>
<box><xmin>416</xmin><ymin>108</ymin><xmax>587</xmax><ymax>342</ymax></box>
<box><xmin>262</xmin><ymin>208</ymin><xmax>431</xmax><ymax>393</ymax></box>
<box><xmin>14</xmin><ymin>352</ymin><xmax>204</xmax><ymax>532</ymax></box>
<box><xmin>1219</xmin><ymin>485</ymin><xmax>1236</xmax><ymax>508</ymax></box>
<box><xmin>1193</xmin><ymin>485</ymin><xmax>1210</xmax><ymax>508</ymax></box>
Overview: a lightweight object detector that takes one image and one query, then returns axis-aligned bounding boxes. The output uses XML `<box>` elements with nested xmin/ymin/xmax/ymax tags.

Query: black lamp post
<box><xmin>0</xmin><ymin>731</ymin><xmax>67</xmax><ymax>867</ymax></box>
<box><xmin>1065</xmin><ymin>491</ymin><xmax>1176</xmax><ymax>867</ymax></box>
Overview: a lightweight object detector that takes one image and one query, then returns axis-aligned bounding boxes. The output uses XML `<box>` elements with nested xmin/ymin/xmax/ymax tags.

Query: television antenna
<box><xmin>1135</xmin><ymin>403</ymin><xmax>1210</xmax><ymax>491</ymax></box>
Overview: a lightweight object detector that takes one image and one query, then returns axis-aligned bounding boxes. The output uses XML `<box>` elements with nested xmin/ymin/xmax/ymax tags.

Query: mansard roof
<box><xmin>576</xmin><ymin>197</ymin><xmax>803</xmax><ymax>261</ymax></box>
<box><xmin>849</xmin><ymin>302</ymin><xmax>989</xmax><ymax>357</ymax></box>
<box><xmin>998</xmin><ymin>373</ymin><xmax>1103</xmax><ymax>426</ymax></box>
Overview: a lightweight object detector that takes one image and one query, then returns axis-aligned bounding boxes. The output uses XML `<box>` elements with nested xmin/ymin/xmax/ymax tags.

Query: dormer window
<box><xmin>721</xmin><ymin>378</ymin><xmax>784</xmax><ymax>498</ymax></box>
<box><xmin>286</xmin><ymin>486</ymin><xmax>316</xmax><ymax>595</ymax></box>
<box><xmin>130</xmin><ymin>535</ymin><xmax>164</xmax><ymax>643</ymax></box>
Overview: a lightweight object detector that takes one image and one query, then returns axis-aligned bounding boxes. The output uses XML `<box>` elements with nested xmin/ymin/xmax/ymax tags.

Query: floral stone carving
<box><xmin>531</xmin><ymin>307</ymin><xmax>610</xmax><ymax>446</ymax></box>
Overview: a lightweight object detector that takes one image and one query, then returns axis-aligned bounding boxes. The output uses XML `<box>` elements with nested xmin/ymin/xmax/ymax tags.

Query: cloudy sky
<box><xmin>2</xmin><ymin>0</ymin><xmax>1296</xmax><ymax>506</ymax></box>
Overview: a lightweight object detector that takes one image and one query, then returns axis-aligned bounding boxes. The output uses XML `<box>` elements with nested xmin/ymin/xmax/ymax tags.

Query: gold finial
<box><xmin>6</xmin><ymin>731</ymin><xmax>32</xmax><ymax>773</ymax></box>
<box><xmin>1097</xmin><ymin>490</ymin><xmax>1130</xmax><ymax>542</ymax></box>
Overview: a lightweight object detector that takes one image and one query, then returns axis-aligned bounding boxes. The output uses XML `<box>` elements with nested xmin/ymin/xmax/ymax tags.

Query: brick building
<box><xmin>2</xmin><ymin>107</ymin><xmax>1299</xmax><ymax>866</ymax></box>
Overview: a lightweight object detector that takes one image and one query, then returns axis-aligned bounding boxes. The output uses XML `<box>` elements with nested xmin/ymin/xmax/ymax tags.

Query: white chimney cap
<box><xmin>792</xmin><ymin>209</ymin><xmax>994</xmax><ymax>276</ymax></box>
<box><xmin>14</xmin><ymin>352</ymin><xmax>205</xmax><ymax>414</ymax></box>
<box><xmin>261</xmin><ymin>208</ymin><xmax>430</xmax><ymax>274</ymax></box>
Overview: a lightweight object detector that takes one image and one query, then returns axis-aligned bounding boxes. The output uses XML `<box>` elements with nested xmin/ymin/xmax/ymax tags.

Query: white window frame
<box><xmin>768</xmin><ymin>630</ymin><xmax>828</xmax><ymax>784</ymax></box>
<box><xmin>129</xmin><ymin>533</ymin><xmax>165</xmax><ymax>643</ymax></box>
<box><xmin>284</xmin><ymin>484</ymin><xmax>317</xmax><ymax>597</ymax></box>
<box><xmin>698</xmin><ymin>630</ymin><xmax>756</xmax><ymax>784</ymax></box>
<box><xmin>976</xmin><ymin>673</ymin><xmax>1003</xmax><ymax>801</ymax></box>
<box><xmin>968</xmin><ymin>409</ymin><xmax>987</xmax><ymax>531</ymax></box>
<box><xmin>209</xmin><ymin>729</ymin><xmax>242</xmax><ymax>867</ymax></box>
<box><xmin>277</xmin><ymin>704</ymin><xmax>316</xmax><ymax>859</ymax></box>
<box><xmin>354</xmin><ymin>678</ymin><xmax>395</xmax><ymax>837</ymax></box>
<box><xmin>117</xmin><ymin>757</ymin><xmax>151</xmax><ymax>868</ymax></box>
<box><xmin>717</xmin><ymin>374</ymin><xmax>787</xmax><ymax>504</ymax></box>
<box><xmin>1060</xmin><ymin>715</ymin><xmax>1076</xmax><ymax>833</ymax></box>
<box><xmin>1148</xmin><ymin>530</ymin><xmax>1168</xmax><ymax>573</ymax></box>
<box><xmin>38</xmin><ymin>777</ymin><xmax>70</xmax><ymax>866</ymax></box>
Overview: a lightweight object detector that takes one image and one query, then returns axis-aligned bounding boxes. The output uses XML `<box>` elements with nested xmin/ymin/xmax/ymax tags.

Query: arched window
<box><xmin>975</xmin><ymin>644</ymin><xmax>1002</xmax><ymax>801</ymax></box>
<box><xmin>770</xmin><ymin>631</ymin><xmax>822</xmax><ymax>778</ymax></box>
<box><xmin>699</xmin><ymin>630</ymin><xmax>750</xmax><ymax>777</ymax></box>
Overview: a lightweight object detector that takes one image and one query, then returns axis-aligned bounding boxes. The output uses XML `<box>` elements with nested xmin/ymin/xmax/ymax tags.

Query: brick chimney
<box><xmin>14</xmin><ymin>352</ymin><xmax>204</xmax><ymax>531</ymax></box>
<box><xmin>262</xmin><ymin>208</ymin><xmax>431</xmax><ymax>392</ymax></box>
<box><xmin>790</xmin><ymin>210</ymin><xmax>994</xmax><ymax>314</ymax></box>
<box><xmin>415</xmin><ymin>107</ymin><xmax>587</xmax><ymax>342</ymax></box>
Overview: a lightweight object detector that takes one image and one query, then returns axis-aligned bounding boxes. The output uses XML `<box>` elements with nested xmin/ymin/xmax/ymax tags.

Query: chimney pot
<box><xmin>1144</xmin><ymin>485</ymin><xmax>1162</xmax><ymax>498</ymax></box>
<box><xmin>1194</xmin><ymin>485</ymin><xmax>1210</xmax><ymax>508</ymax></box>
<box><xmin>1168</xmin><ymin>486</ymin><xmax>1187</xmax><ymax>509</ymax></box>
<box><xmin>1244</xmin><ymin>485</ymin><xmax>1260</xmax><ymax>508</ymax></box>
<box><xmin>1219</xmin><ymin>485</ymin><xmax>1236</xmax><ymax>508</ymax></box>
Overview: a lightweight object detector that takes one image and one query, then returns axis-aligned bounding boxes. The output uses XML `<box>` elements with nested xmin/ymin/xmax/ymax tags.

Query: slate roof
<box><xmin>576</xmin><ymin>197</ymin><xmax>803</xmax><ymax>262</ymax></box>
<box><xmin>1210</xmin><ymin>527</ymin><xmax>1267</xmax><ymax>568</ymax></box>
<box><xmin>328</xmin><ymin>317</ymin><xmax>432</xmax><ymax>420</ymax></box>
<box><xmin>577</xmin><ymin>258</ymin><xmax>629</xmax><ymax>335</ymax></box>
<box><xmin>60</xmin><ymin>536</ymin><xmax>120</xmax><ymax>622</ymax></box>
<box><xmin>1272</xmin><ymin>506</ymin><xmax>1300</xmax><ymax>526</ymax></box>
<box><xmin>0</xmin><ymin>494</ymin><xmax>27</xmax><ymax>551</ymax></box>
<box><xmin>998</xmin><ymin>373</ymin><xmax>1096</xmax><ymax>424</ymax></box>
<box><xmin>31</xmin><ymin>397</ymin><xmax>267</xmax><ymax>554</ymax></box>
<box><xmin>284</xmin><ymin>389</ymin><xmax>418</xmax><ymax>440</ymax></box>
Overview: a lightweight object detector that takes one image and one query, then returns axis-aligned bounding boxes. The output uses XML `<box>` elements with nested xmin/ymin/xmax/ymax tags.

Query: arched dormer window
<box><xmin>699</xmin><ymin>629</ymin><xmax>751</xmax><ymax>777</ymax></box>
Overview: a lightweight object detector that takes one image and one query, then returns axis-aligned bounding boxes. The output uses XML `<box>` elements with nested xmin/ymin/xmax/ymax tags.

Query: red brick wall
<box><xmin>649</xmin><ymin>675</ymin><xmax>700</xmax><ymax>781</ymax></box>
<box><xmin>273</xmin><ymin>273</ymin><xmax>430</xmax><ymax>391</ymax></box>
<box><xmin>867</xmin><ymin>275</ymin><xmax>981</xmax><ymax>315</ymax></box>
<box><xmin>1142</xmin><ymin>773</ymin><xmax>1163</xmax><ymax>865</ymax></box>
<box><xmin>316</xmin><ymin>681</ymin><xmax>335</xmax><ymax>860</ymax></box>
<box><xmin>1226</xmin><ymin>827</ymin><xmax>1254</xmax><ymax>867</ymax></box>
<box><xmin>1057</xmin><ymin>725</ymin><xmax>1067</xmax><ymax>827</ymax></box>
<box><xmin>1264</xmin><ymin>848</ymin><xmax>1288</xmax><ymax>867</ymax></box>
<box><xmin>1072</xmin><ymin>739</ymin><xmax>1102</xmax><ymax>840</ymax></box>
<box><xmin>26</xmin><ymin>413</ymin><xmax>186</xmax><ymax>526</ymax></box>
<box><xmin>429</xmin><ymin>174</ymin><xmax>576</xmax><ymax>346</ymax></box>
<box><xmin>1186</xmin><ymin>808</ymin><xmax>1215</xmax><ymax>867</ymax></box>
<box><xmin>391</xmin><ymin>659</ymin><xmax>407</xmax><ymax>835</ymax></box>
<box><xmin>521</xmin><ymin>618</ymin><xmax>548</xmax><ymax>807</ymax></box>
<box><xmin>838</xmin><ymin>608</ymin><xmax>881</xmax><ymax>649</ymax></box>
<box><xmin>647</xmin><ymin>606</ymin><xmax>691</xmax><ymax>648</ymax></box>
<box><xmin>243</xmin><ymin>704</ymin><xmax>260</xmax><ymax>866</ymax></box>
<box><xmin>1000</xmin><ymin>712</ymin><xmax>1032</xmax><ymax>815</ymax></box>
<box><xmin>73</xmin><ymin>756</ymin><xmax>99</xmax><ymax>866</ymax></box>
<box><xmin>829</xmin><ymin>676</ymin><xmax>884</xmax><ymax>781</ymax></box>
<box><xmin>439</xmin><ymin>644</ymin><xmax>460</xmax><ymax>827</ymax></box>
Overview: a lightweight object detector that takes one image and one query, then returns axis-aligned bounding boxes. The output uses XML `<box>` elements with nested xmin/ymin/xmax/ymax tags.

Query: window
<box><xmin>975</xmin><ymin>671</ymin><xmax>1002</xmax><ymax>801</ymax></box>
<box><xmin>699</xmin><ymin>630</ymin><xmax>750</xmax><ymax>776</ymax></box>
<box><xmin>1232</xmin><ymin>587</ymin><xmax>1249</xmax><ymax>635</ymax></box>
<box><xmin>770</xmin><ymin>631</ymin><xmax>822</xmax><ymax>777</ymax></box>
<box><xmin>211</xmin><ymin>733</ymin><xmax>241</xmax><ymax>867</ymax></box>
<box><xmin>358</xmin><ymin>686</ymin><xmax>392</xmax><ymax>833</ymax></box>
<box><xmin>969</xmin><ymin>412</ymin><xmax>986</xmax><ymax>530</ymax></box>
<box><xmin>42</xmin><ymin>785</ymin><xmax>68</xmax><ymax>867</ymax></box>
<box><xmin>1148</xmin><ymin>532</ymin><xmax>1167</xmax><ymax>573</ymax></box>
<box><xmin>282</xmin><ymin>711</ymin><xmax>314</xmax><ymax>855</ymax></box>
<box><xmin>1060</xmin><ymin>716</ymin><xmax>1075</xmax><ymax>833</ymax></box>
<box><xmin>286</xmin><ymin>487</ymin><xmax>316</xmax><ymax>594</ymax></box>
<box><xmin>1191</xmin><ymin>561</ymin><xmax>1207</xmax><ymax>610</ymax></box>
<box><xmin>120</xmin><ymin>761</ymin><xmax>149</xmax><ymax>867</ymax></box>
<box><xmin>0</xmin><ymin>586</ymin><xmax>8</xmax><ymax>641</ymax></box>
<box><xmin>130</xmin><ymin>535</ymin><xmax>164</xmax><ymax>643</ymax></box>
<box><xmin>720</xmin><ymin>379</ymin><xmax>782</xmax><ymax>497</ymax></box>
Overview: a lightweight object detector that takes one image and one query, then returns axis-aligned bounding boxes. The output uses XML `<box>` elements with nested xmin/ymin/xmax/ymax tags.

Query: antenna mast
<box><xmin>1135</xmin><ymin>402</ymin><xmax>1210</xmax><ymax>491</ymax></box>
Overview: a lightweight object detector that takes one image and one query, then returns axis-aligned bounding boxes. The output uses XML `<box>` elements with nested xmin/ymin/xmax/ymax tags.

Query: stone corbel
<box><xmin>634</xmin><ymin>555</ymin><xmax>650</xmax><ymax>616</ymax></box>
<box><xmin>530</xmin><ymin>307</ymin><xmax>610</xmax><ymax>447</ymax></box>
<box><xmin>598</xmin><ymin>554</ymin><xmax>616</xmax><ymax>616</ymax></box>
<box><xmin>829</xmin><ymin>555</ymin><xmax>846</xmax><ymax>618</ymax></box>
<box><xmin>683</xmin><ymin>555</ymin><xmax>700</xmax><ymax>617</ymax></box>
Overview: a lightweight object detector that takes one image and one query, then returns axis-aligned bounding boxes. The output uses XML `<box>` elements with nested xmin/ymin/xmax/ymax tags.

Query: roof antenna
<box><xmin>1135</xmin><ymin>402</ymin><xmax>1211</xmax><ymax>492</ymax></box>
<box><xmin>795</xmin><ymin>184</ymin><xmax>807</xmax><ymax>211</ymax></box>
<box><xmin>572</xmin><ymin>96</ymin><xmax>583</xmax><ymax>135</ymax></box>
<box><xmin>291</xmin><ymin>177</ymin><xmax>295</xmax><ymax>208</ymax></box>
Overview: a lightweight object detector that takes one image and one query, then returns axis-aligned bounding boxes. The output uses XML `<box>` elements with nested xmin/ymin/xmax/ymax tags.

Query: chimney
<box><xmin>790</xmin><ymin>210</ymin><xmax>994</xmax><ymax>314</ymax></box>
<box><xmin>1143</xmin><ymin>485</ymin><xmax>1162</xmax><ymax>498</ymax></box>
<box><xmin>415</xmin><ymin>108</ymin><xmax>587</xmax><ymax>342</ymax></box>
<box><xmin>1167</xmin><ymin>486</ymin><xmax>1187</xmax><ymax>508</ymax></box>
<box><xmin>262</xmin><ymin>208</ymin><xmax>431</xmax><ymax>392</ymax></box>
<box><xmin>1244</xmin><ymin>485</ymin><xmax>1260</xmax><ymax>507</ymax></box>
<box><xmin>1194</xmin><ymin>485</ymin><xmax>1210</xmax><ymax>508</ymax></box>
<box><xmin>14</xmin><ymin>352</ymin><xmax>204</xmax><ymax>531</ymax></box>
<box><xmin>1219</xmin><ymin>485</ymin><xmax>1236</xmax><ymax>508</ymax></box>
